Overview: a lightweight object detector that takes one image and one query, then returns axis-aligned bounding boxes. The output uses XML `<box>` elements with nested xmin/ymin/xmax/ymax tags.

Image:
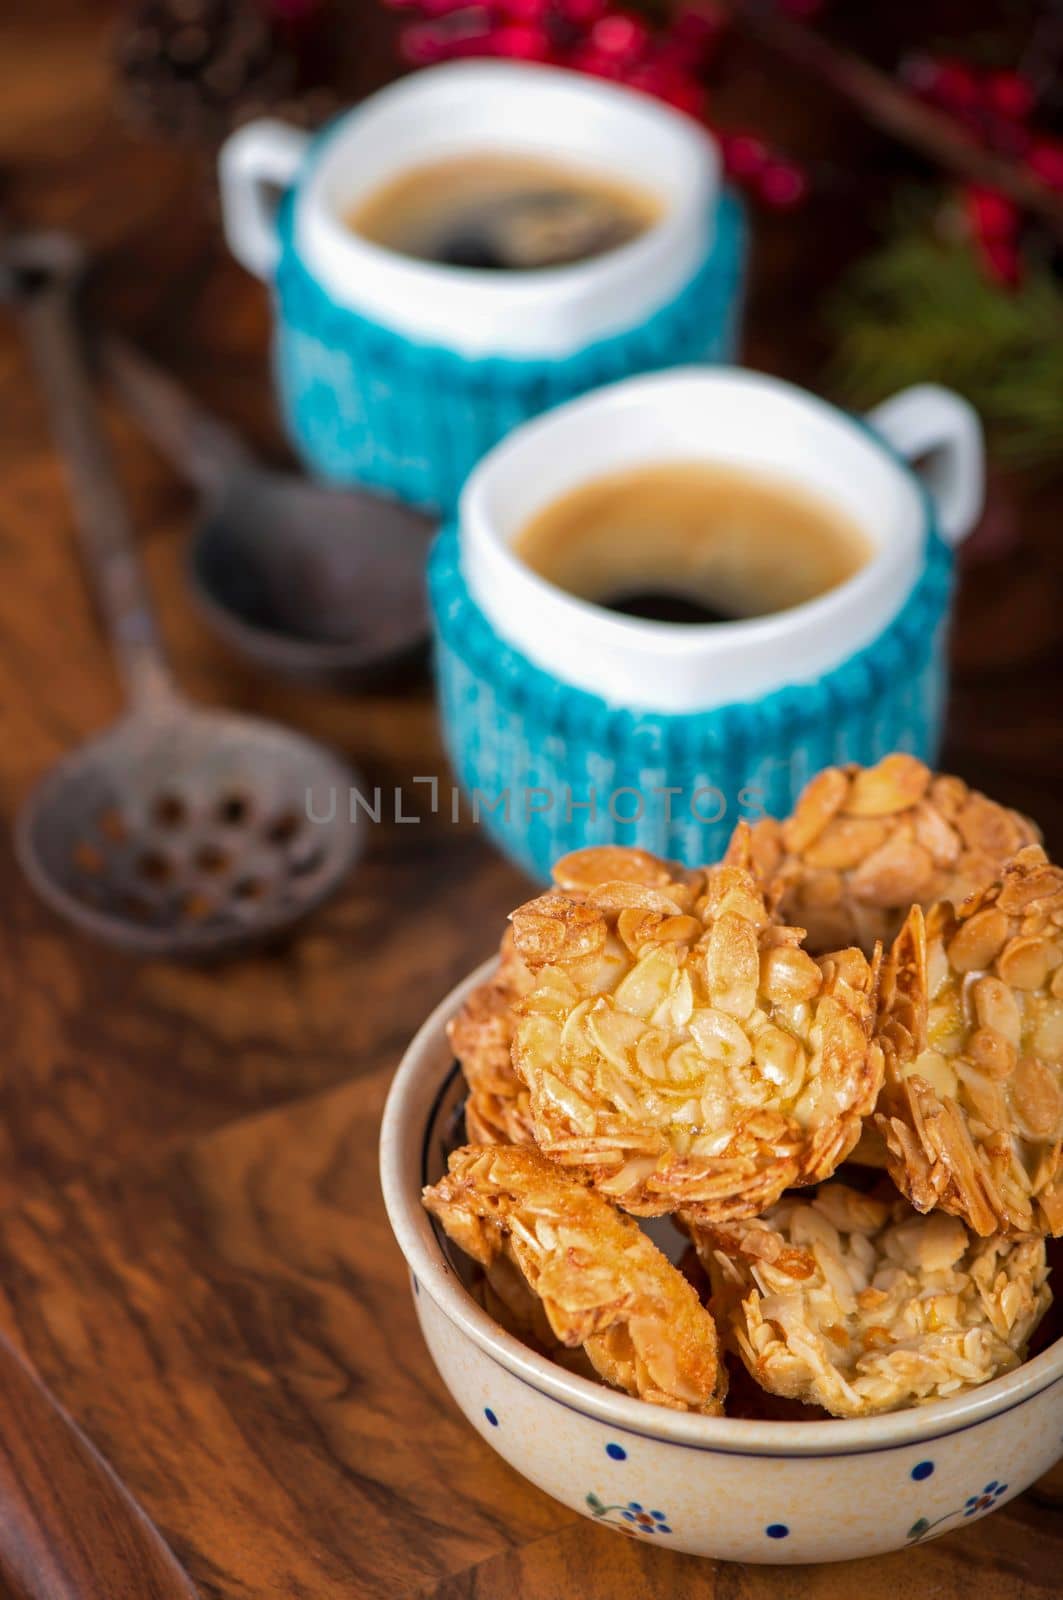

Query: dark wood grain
<box><xmin>0</xmin><ymin>1329</ymin><xmax>198</xmax><ymax>1600</ymax></box>
<box><xmin>0</xmin><ymin>1077</ymin><xmax>570</xmax><ymax>1599</ymax></box>
<box><xmin>1</xmin><ymin>1075</ymin><xmax>1061</xmax><ymax>1600</ymax></box>
<box><xmin>427</xmin><ymin>1510</ymin><xmax>1063</xmax><ymax>1600</ymax></box>
<box><xmin>0</xmin><ymin>1</ymin><xmax>1060</xmax><ymax>1596</ymax></box>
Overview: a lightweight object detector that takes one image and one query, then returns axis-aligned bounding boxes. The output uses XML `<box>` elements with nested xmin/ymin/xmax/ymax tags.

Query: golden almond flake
<box><xmin>553</xmin><ymin>845</ymin><xmax>701</xmax><ymax>897</ymax></box>
<box><xmin>509</xmin><ymin>892</ymin><xmax>608</xmax><ymax>965</ymax></box>
<box><xmin>689</xmin><ymin>1182</ymin><xmax>1051</xmax><ymax>1417</ymax></box>
<box><xmin>423</xmin><ymin>1143</ymin><xmax>725</xmax><ymax>1413</ymax></box>
<box><xmin>509</xmin><ymin>846</ymin><xmax>882</xmax><ymax>1223</ymax></box>
<box><xmin>875</xmin><ymin>846</ymin><xmax>1063</xmax><ymax>1236</ymax></box>
<box><xmin>731</xmin><ymin>757</ymin><xmax>1041</xmax><ymax>957</ymax></box>
<box><xmin>447</xmin><ymin>931</ymin><xmax>538</xmax><ymax>1147</ymax></box>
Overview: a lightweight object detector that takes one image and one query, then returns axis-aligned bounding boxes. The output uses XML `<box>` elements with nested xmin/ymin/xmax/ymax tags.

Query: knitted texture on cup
<box><xmin>429</xmin><ymin>520</ymin><xmax>954</xmax><ymax>881</ymax></box>
<box><xmin>271</xmin><ymin>187</ymin><xmax>746</xmax><ymax>512</ymax></box>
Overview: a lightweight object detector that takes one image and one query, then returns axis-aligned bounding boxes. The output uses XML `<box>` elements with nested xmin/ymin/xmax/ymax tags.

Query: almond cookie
<box><xmin>876</xmin><ymin>845</ymin><xmax>1063</xmax><ymax>1236</ymax></box>
<box><xmin>448</xmin><ymin>931</ymin><xmax>537</xmax><ymax>1146</ymax></box>
<box><xmin>423</xmin><ymin>1143</ymin><xmax>725</xmax><ymax>1413</ymax></box>
<box><xmin>509</xmin><ymin>846</ymin><xmax>881</xmax><ymax>1223</ymax></box>
<box><xmin>732</xmin><ymin>755</ymin><xmax>1040</xmax><ymax>956</ymax></box>
<box><xmin>691</xmin><ymin>1182</ymin><xmax>1050</xmax><ymax>1417</ymax></box>
<box><xmin>449</xmin><ymin>850</ymin><xmax>699</xmax><ymax>1147</ymax></box>
<box><xmin>472</xmin><ymin>1252</ymin><xmax>601</xmax><ymax>1381</ymax></box>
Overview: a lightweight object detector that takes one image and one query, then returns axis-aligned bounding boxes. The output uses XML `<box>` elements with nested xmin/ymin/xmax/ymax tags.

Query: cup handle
<box><xmin>218</xmin><ymin>119</ymin><xmax>311</xmax><ymax>280</ymax></box>
<box><xmin>865</xmin><ymin>383</ymin><xmax>985</xmax><ymax>548</ymax></box>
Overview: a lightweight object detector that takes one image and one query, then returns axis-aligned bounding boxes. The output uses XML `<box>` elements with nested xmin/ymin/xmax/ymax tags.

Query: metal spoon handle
<box><xmin>6</xmin><ymin>235</ymin><xmax>174</xmax><ymax>712</ymax></box>
<box><xmin>100</xmin><ymin>336</ymin><xmax>251</xmax><ymax>494</ymax></box>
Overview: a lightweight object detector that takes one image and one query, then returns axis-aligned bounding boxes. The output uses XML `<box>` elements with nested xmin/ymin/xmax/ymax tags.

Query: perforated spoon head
<box><xmin>5</xmin><ymin>232</ymin><xmax>364</xmax><ymax>956</ymax></box>
<box><xmin>16</xmin><ymin>703</ymin><xmax>361</xmax><ymax>957</ymax></box>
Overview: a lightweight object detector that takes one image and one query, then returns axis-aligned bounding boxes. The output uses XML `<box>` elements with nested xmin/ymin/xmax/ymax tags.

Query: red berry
<box><xmin>986</xmin><ymin>69</ymin><xmax>1034</xmax><ymax>122</ymax></box>
<box><xmin>655</xmin><ymin>41</ymin><xmax>720</xmax><ymax>75</ymax></box>
<box><xmin>622</xmin><ymin>60</ymin><xmax>667</xmax><ymax>95</ymax></box>
<box><xmin>496</xmin><ymin>0</ymin><xmax>550</xmax><ymax>18</ymax></box>
<box><xmin>965</xmin><ymin>185</ymin><xmax>1018</xmax><ymax>242</ymax></box>
<box><xmin>662</xmin><ymin>5</ymin><xmax>725</xmax><ymax>67</ymax></box>
<box><xmin>626</xmin><ymin>59</ymin><xmax>705</xmax><ymax>116</ymax></box>
<box><xmin>556</xmin><ymin>0</ymin><xmax>606</xmax><ymax>24</ymax></box>
<box><xmin>1029</xmin><ymin>139</ymin><xmax>1063</xmax><ymax>192</ymax></box>
<box><xmin>590</xmin><ymin>11</ymin><xmax>651</xmax><ymax>61</ymax></box>
<box><xmin>933</xmin><ymin>59</ymin><xmax>980</xmax><ymax>110</ymax></box>
<box><xmin>721</xmin><ymin>132</ymin><xmax>768</xmax><ymax>179</ymax></box>
<box><xmin>485</xmin><ymin>20</ymin><xmax>553</xmax><ymax>56</ymax></box>
<box><xmin>758</xmin><ymin>160</ymin><xmax>808</xmax><ymax>208</ymax></box>
<box><xmin>657</xmin><ymin>74</ymin><xmax>706</xmax><ymax>117</ymax></box>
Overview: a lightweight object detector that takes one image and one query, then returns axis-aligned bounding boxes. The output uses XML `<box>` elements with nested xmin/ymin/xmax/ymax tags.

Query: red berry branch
<box><xmin>901</xmin><ymin>52</ymin><xmax>1063</xmax><ymax>285</ymax></box>
<box><xmin>706</xmin><ymin>0</ymin><xmax>1063</xmax><ymax>251</ymax></box>
<box><xmin>384</xmin><ymin>0</ymin><xmax>813</xmax><ymax>208</ymax></box>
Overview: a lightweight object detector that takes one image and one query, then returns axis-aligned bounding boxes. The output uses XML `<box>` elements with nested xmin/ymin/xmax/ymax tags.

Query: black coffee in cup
<box><xmin>347</xmin><ymin>153</ymin><xmax>660</xmax><ymax>271</ymax></box>
<box><xmin>513</xmin><ymin>462</ymin><xmax>871</xmax><ymax>624</ymax></box>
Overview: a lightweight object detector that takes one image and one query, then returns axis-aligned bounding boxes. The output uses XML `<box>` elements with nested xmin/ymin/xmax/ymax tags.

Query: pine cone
<box><xmin>115</xmin><ymin>0</ymin><xmax>295</xmax><ymax>143</ymax></box>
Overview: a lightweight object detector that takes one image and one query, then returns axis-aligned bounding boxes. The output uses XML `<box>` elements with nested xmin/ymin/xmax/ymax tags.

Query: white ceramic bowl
<box><xmin>380</xmin><ymin>961</ymin><xmax>1063</xmax><ymax>1565</ymax></box>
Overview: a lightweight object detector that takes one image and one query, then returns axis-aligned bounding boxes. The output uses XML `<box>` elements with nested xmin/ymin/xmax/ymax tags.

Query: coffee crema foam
<box><xmin>512</xmin><ymin>461</ymin><xmax>872</xmax><ymax>624</ymax></box>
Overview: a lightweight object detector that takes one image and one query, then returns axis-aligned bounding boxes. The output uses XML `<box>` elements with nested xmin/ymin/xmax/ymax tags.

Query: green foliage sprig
<box><xmin>829</xmin><ymin>205</ymin><xmax>1063</xmax><ymax>475</ymax></box>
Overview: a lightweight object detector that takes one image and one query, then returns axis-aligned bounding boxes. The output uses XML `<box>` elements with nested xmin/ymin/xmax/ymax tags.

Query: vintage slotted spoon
<box><xmin>4</xmin><ymin>233</ymin><xmax>363</xmax><ymax>956</ymax></box>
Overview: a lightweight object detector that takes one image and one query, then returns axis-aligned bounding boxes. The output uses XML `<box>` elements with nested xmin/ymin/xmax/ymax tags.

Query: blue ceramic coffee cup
<box><xmin>218</xmin><ymin>63</ymin><xmax>745</xmax><ymax>513</ymax></box>
<box><xmin>430</xmin><ymin>368</ymin><xmax>985</xmax><ymax>880</ymax></box>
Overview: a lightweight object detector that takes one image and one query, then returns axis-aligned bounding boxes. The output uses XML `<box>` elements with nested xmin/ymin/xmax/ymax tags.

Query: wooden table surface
<box><xmin>0</xmin><ymin>3</ymin><xmax>1060</xmax><ymax>1596</ymax></box>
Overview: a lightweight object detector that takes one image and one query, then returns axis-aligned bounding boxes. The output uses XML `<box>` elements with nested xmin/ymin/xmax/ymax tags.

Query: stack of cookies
<box><xmin>424</xmin><ymin>755</ymin><xmax>1061</xmax><ymax>1419</ymax></box>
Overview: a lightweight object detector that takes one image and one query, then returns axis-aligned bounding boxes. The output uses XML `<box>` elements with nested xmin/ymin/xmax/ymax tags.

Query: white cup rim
<box><xmin>296</xmin><ymin>62</ymin><xmax>718</xmax><ymax>355</ymax></box>
<box><xmin>305</xmin><ymin>63</ymin><xmax>713</xmax><ymax>295</ymax></box>
<box><xmin>458</xmin><ymin>368</ymin><xmax>928</xmax><ymax>707</ymax></box>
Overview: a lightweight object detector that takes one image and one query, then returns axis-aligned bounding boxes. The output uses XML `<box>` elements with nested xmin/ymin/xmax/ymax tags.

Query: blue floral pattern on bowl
<box><xmin>907</xmin><ymin>1479</ymin><xmax>1010</xmax><ymax>1544</ymax></box>
<box><xmin>587</xmin><ymin>1492</ymin><xmax>672</xmax><ymax>1536</ymax></box>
